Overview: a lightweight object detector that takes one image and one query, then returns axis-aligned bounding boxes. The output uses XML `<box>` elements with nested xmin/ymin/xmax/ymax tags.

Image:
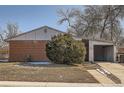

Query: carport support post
<box><xmin>89</xmin><ymin>41</ymin><xmax>94</xmax><ymax>63</ymax></box>
<box><xmin>113</xmin><ymin>46</ymin><xmax>116</xmax><ymax>62</ymax></box>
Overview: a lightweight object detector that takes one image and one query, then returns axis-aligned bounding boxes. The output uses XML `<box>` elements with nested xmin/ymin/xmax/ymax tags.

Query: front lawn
<box><xmin>0</xmin><ymin>62</ymin><xmax>99</xmax><ymax>83</ymax></box>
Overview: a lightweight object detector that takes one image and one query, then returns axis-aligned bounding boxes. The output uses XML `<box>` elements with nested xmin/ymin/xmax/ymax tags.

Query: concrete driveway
<box><xmin>98</xmin><ymin>63</ymin><xmax>124</xmax><ymax>84</ymax></box>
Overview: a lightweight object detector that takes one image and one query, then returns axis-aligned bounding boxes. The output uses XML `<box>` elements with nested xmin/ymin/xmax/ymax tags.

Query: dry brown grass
<box><xmin>0</xmin><ymin>62</ymin><xmax>99</xmax><ymax>83</ymax></box>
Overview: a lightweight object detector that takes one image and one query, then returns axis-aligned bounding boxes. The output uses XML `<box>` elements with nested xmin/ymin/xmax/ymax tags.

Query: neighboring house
<box><xmin>117</xmin><ymin>45</ymin><xmax>124</xmax><ymax>63</ymax></box>
<box><xmin>6</xmin><ymin>26</ymin><xmax>117</xmax><ymax>62</ymax></box>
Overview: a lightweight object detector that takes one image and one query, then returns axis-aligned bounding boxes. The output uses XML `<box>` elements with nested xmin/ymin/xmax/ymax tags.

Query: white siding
<box><xmin>25</xmin><ymin>31</ymin><xmax>36</xmax><ymax>40</ymax></box>
<box><xmin>10</xmin><ymin>27</ymin><xmax>63</xmax><ymax>41</ymax></box>
<box><xmin>90</xmin><ymin>40</ymin><xmax>113</xmax><ymax>45</ymax></box>
<box><xmin>35</xmin><ymin>28</ymin><xmax>61</xmax><ymax>40</ymax></box>
<box><xmin>13</xmin><ymin>34</ymin><xmax>26</xmax><ymax>40</ymax></box>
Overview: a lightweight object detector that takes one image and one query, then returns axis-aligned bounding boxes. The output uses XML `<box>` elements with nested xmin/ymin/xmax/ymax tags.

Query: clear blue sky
<box><xmin>0</xmin><ymin>5</ymin><xmax>83</xmax><ymax>33</ymax></box>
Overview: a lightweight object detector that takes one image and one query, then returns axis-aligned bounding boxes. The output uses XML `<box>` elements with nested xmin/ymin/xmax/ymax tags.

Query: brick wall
<box><xmin>9</xmin><ymin>40</ymin><xmax>49</xmax><ymax>62</ymax></box>
<box><xmin>118</xmin><ymin>48</ymin><xmax>124</xmax><ymax>54</ymax></box>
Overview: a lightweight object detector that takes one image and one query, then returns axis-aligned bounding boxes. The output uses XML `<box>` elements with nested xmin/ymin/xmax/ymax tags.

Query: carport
<box><xmin>88</xmin><ymin>40</ymin><xmax>116</xmax><ymax>62</ymax></box>
<box><xmin>94</xmin><ymin>45</ymin><xmax>113</xmax><ymax>61</ymax></box>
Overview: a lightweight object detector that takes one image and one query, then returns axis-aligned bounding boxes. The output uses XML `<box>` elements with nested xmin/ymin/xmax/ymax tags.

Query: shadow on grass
<box><xmin>18</xmin><ymin>62</ymin><xmax>78</xmax><ymax>68</ymax></box>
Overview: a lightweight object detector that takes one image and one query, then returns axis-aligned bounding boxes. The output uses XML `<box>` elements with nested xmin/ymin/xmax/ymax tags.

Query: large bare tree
<box><xmin>58</xmin><ymin>5</ymin><xmax>124</xmax><ymax>44</ymax></box>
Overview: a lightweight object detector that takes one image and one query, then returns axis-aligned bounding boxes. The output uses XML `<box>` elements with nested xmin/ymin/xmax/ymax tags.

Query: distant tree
<box><xmin>0</xmin><ymin>23</ymin><xmax>21</xmax><ymax>47</ymax></box>
<box><xmin>4</xmin><ymin>23</ymin><xmax>21</xmax><ymax>39</ymax></box>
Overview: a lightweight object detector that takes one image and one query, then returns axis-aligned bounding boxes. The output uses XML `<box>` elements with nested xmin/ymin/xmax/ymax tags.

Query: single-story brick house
<box><xmin>6</xmin><ymin>26</ymin><xmax>117</xmax><ymax>62</ymax></box>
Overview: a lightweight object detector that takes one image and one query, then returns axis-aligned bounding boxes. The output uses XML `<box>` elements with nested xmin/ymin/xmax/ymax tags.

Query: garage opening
<box><xmin>94</xmin><ymin>45</ymin><xmax>113</xmax><ymax>61</ymax></box>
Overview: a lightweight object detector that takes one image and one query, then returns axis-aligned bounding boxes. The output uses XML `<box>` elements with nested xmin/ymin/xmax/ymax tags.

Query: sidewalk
<box><xmin>0</xmin><ymin>81</ymin><xmax>124</xmax><ymax>87</ymax></box>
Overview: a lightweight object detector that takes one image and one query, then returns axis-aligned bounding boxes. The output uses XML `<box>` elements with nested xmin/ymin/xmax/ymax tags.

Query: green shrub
<box><xmin>46</xmin><ymin>34</ymin><xmax>86</xmax><ymax>64</ymax></box>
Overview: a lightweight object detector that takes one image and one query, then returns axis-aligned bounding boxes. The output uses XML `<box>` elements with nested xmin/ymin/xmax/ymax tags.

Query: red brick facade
<box><xmin>118</xmin><ymin>48</ymin><xmax>124</xmax><ymax>54</ymax></box>
<box><xmin>9</xmin><ymin>40</ymin><xmax>49</xmax><ymax>62</ymax></box>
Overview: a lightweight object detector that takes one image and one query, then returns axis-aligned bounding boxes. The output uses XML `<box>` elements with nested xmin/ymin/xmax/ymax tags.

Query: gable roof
<box><xmin>5</xmin><ymin>25</ymin><xmax>114</xmax><ymax>44</ymax></box>
<box><xmin>5</xmin><ymin>25</ymin><xmax>65</xmax><ymax>41</ymax></box>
